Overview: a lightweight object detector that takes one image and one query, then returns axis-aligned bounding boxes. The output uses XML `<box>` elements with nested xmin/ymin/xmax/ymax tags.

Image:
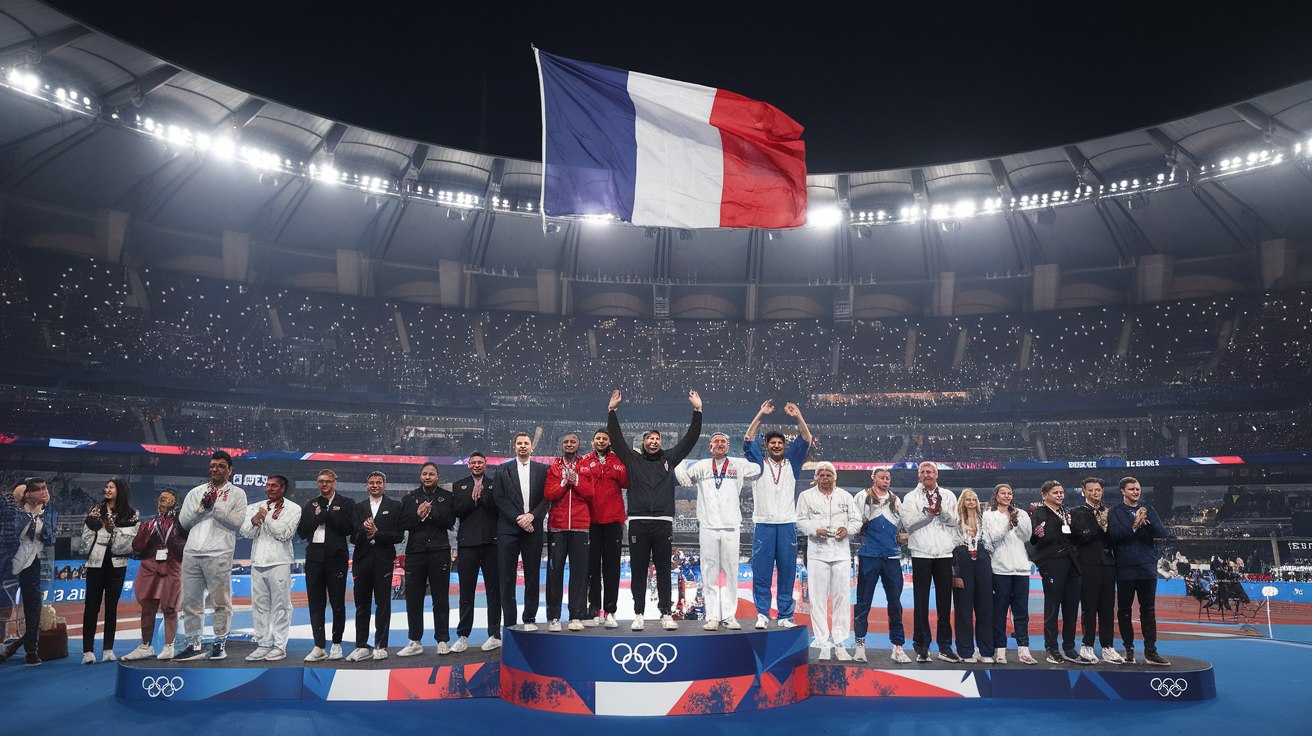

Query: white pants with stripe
<box><xmin>699</xmin><ymin>527</ymin><xmax>739</xmax><ymax>622</ymax></box>
<box><xmin>251</xmin><ymin>564</ymin><xmax>293</xmax><ymax>649</ymax></box>
<box><xmin>807</xmin><ymin>555</ymin><xmax>852</xmax><ymax>649</ymax></box>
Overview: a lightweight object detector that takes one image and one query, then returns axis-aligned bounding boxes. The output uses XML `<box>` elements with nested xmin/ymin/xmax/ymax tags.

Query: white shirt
<box><xmin>370</xmin><ymin>497</ymin><xmax>382</xmax><ymax>518</ymax></box>
<box><xmin>313</xmin><ymin>492</ymin><xmax>334</xmax><ymax>543</ymax></box>
<box><xmin>517</xmin><ymin>460</ymin><xmax>532</xmax><ymax>514</ymax></box>
<box><xmin>753</xmin><ymin>457</ymin><xmax>800</xmax><ymax>524</ymax></box>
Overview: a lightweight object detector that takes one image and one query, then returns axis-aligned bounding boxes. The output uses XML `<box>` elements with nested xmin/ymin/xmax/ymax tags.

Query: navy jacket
<box><xmin>1107</xmin><ymin>502</ymin><xmax>1169</xmax><ymax>580</ymax></box>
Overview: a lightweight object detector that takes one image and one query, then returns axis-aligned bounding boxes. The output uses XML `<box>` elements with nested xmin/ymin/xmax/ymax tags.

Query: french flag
<box><xmin>535</xmin><ymin>50</ymin><xmax>807</xmax><ymax>229</ymax></box>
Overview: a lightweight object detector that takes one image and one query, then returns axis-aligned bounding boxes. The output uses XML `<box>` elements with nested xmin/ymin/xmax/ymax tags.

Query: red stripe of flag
<box><xmin>710</xmin><ymin>89</ymin><xmax>807</xmax><ymax>228</ymax></box>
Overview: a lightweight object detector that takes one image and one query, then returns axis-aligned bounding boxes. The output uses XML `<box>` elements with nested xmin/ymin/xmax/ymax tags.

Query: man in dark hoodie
<box><xmin>606</xmin><ymin>388</ymin><xmax>702</xmax><ymax>631</ymax></box>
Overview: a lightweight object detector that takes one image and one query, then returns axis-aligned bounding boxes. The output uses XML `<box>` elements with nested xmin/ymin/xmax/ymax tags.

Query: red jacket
<box><xmin>546</xmin><ymin>457</ymin><xmax>593</xmax><ymax>531</ymax></box>
<box><xmin>580</xmin><ymin>450</ymin><xmax>627</xmax><ymax>525</ymax></box>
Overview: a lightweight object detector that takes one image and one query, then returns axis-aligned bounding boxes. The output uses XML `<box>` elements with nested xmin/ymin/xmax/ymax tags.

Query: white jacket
<box><xmin>179</xmin><ymin>481</ymin><xmax>248</xmax><ymax>558</ymax></box>
<box><xmin>677</xmin><ymin>457</ymin><xmax>761</xmax><ymax>530</ymax></box>
<box><xmin>752</xmin><ymin>457</ymin><xmax>802</xmax><ymax>525</ymax></box>
<box><xmin>239</xmin><ymin>500</ymin><xmax>301</xmax><ymax>567</ymax></box>
<box><xmin>984</xmin><ymin>508</ymin><xmax>1033</xmax><ymax>576</ymax></box>
<box><xmin>901</xmin><ymin>484</ymin><xmax>959</xmax><ymax>559</ymax></box>
<box><xmin>796</xmin><ymin>487</ymin><xmax>861</xmax><ymax>563</ymax></box>
<box><xmin>82</xmin><ymin>513</ymin><xmax>139</xmax><ymax>568</ymax></box>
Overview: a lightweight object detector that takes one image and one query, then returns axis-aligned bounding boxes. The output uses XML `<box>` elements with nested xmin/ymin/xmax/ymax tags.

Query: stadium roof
<box><xmin>2</xmin><ymin>0</ymin><xmax>1311</xmax><ymax>319</ymax></box>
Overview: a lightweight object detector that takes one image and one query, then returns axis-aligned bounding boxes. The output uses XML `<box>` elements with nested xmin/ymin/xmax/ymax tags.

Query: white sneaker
<box><xmin>890</xmin><ymin>645</ymin><xmax>911</xmax><ymax>664</ymax></box>
<box><xmin>81</xmin><ymin>652</ymin><xmax>95</xmax><ymax>665</ymax></box>
<box><xmin>304</xmin><ymin>647</ymin><xmax>328</xmax><ymax>662</ymax></box>
<box><xmin>264</xmin><ymin>647</ymin><xmax>287</xmax><ymax>661</ymax></box>
<box><xmin>344</xmin><ymin>647</ymin><xmax>372</xmax><ymax>663</ymax></box>
<box><xmin>631</xmin><ymin>615</ymin><xmax>645</xmax><ymax>631</ymax></box>
<box><xmin>102</xmin><ymin>650</ymin><xmax>117</xmax><ymax>663</ymax></box>
<box><xmin>834</xmin><ymin>647</ymin><xmax>853</xmax><ymax>661</ymax></box>
<box><xmin>520</xmin><ymin>623</ymin><xmax>539</xmax><ymax>632</ymax></box>
<box><xmin>725</xmin><ymin>618</ymin><xmax>742</xmax><ymax>630</ymax></box>
<box><xmin>755</xmin><ymin>614</ymin><xmax>769</xmax><ymax>629</ymax></box>
<box><xmin>995</xmin><ymin>647</ymin><xmax>1008</xmax><ymax>664</ymax></box>
<box><xmin>481</xmin><ymin>637</ymin><xmax>502</xmax><ymax>651</ymax></box>
<box><xmin>158</xmin><ymin>644</ymin><xmax>175</xmax><ymax>661</ymax></box>
<box><xmin>854</xmin><ymin>644</ymin><xmax>867</xmax><ymax>662</ymax></box>
<box><xmin>328</xmin><ymin>643</ymin><xmax>344</xmax><ymax>660</ymax></box>
<box><xmin>585</xmin><ymin>616</ymin><xmax>601</xmax><ymax>628</ymax></box>
<box><xmin>818</xmin><ymin>646</ymin><xmax>832</xmax><ymax>661</ymax></box>
<box><xmin>961</xmin><ymin>653</ymin><xmax>981</xmax><ymax>663</ymax></box>
<box><xmin>980</xmin><ymin>655</ymin><xmax>995</xmax><ymax>663</ymax></box>
<box><xmin>1017</xmin><ymin>646</ymin><xmax>1038</xmax><ymax>665</ymax></box>
<box><xmin>1079</xmin><ymin>645</ymin><xmax>1096</xmax><ymax>662</ymax></box>
<box><xmin>247</xmin><ymin>646</ymin><xmax>273</xmax><ymax>662</ymax></box>
<box><xmin>777</xmin><ymin>618</ymin><xmax>798</xmax><ymax>629</ymax></box>
<box><xmin>704</xmin><ymin>620</ymin><xmax>720</xmax><ymax>631</ymax></box>
<box><xmin>371</xmin><ymin>648</ymin><xmax>388</xmax><ymax>661</ymax></box>
<box><xmin>398</xmin><ymin>641</ymin><xmax>424</xmax><ymax>657</ymax></box>
<box><xmin>121</xmin><ymin>643</ymin><xmax>156</xmax><ymax>662</ymax></box>
<box><xmin>568</xmin><ymin>619</ymin><xmax>584</xmax><ymax>632</ymax></box>
<box><xmin>437</xmin><ymin>641</ymin><xmax>451</xmax><ymax>655</ymax></box>
<box><xmin>1102</xmin><ymin>647</ymin><xmax>1126</xmax><ymax>665</ymax></box>
<box><xmin>451</xmin><ymin>636</ymin><xmax>469</xmax><ymax>653</ymax></box>
<box><xmin>548</xmin><ymin>620</ymin><xmax>562</xmax><ymax>632</ymax></box>
<box><xmin>603</xmin><ymin>614</ymin><xmax>619</xmax><ymax>629</ymax></box>
<box><xmin>661</xmin><ymin>615</ymin><xmax>677</xmax><ymax>630</ymax></box>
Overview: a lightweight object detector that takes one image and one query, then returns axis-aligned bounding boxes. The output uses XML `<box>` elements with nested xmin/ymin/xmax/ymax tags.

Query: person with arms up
<box><xmin>582</xmin><ymin>429</ymin><xmax>626</xmax><ymax>629</ymax></box>
<box><xmin>491</xmin><ymin>435</ymin><xmax>549</xmax><ymax>633</ymax></box>
<box><xmin>346</xmin><ymin>471</ymin><xmax>403</xmax><ymax>662</ymax></box>
<box><xmin>1030</xmin><ymin>480</ymin><xmax>1092</xmax><ymax>665</ymax></box>
<box><xmin>852</xmin><ymin>468</ymin><xmax>910</xmax><ymax>663</ymax></box>
<box><xmin>240</xmin><ymin>475</ymin><xmax>301</xmax><ymax>662</ymax></box>
<box><xmin>298</xmin><ymin>469</ymin><xmax>355</xmax><ymax>662</ymax></box>
<box><xmin>80</xmin><ymin>477</ymin><xmax>139</xmax><ymax>664</ymax></box>
<box><xmin>795</xmin><ymin>462</ymin><xmax>860</xmax><ymax>660</ymax></box>
<box><xmin>1</xmin><ymin>480</ymin><xmax>55</xmax><ymax>666</ymax></box>
<box><xmin>1070</xmin><ymin>477</ymin><xmax>1124</xmax><ymax>665</ymax></box>
<box><xmin>743</xmin><ymin>400</ymin><xmax>810</xmax><ymax>629</ymax></box>
<box><xmin>121</xmin><ymin>489</ymin><xmax>187</xmax><ymax>662</ymax></box>
<box><xmin>545</xmin><ymin>433</ymin><xmax>593</xmax><ymax>632</ymax></box>
<box><xmin>177</xmin><ymin>452</ymin><xmax>247</xmax><ymax>661</ymax></box>
<box><xmin>983</xmin><ymin>484</ymin><xmax>1036</xmax><ymax>665</ymax></box>
<box><xmin>452</xmin><ymin>453</ymin><xmax>502</xmax><ymax>651</ymax></box>
<box><xmin>676</xmin><ymin>432</ymin><xmax>761</xmax><ymax>631</ymax></box>
<box><xmin>902</xmin><ymin>461</ymin><xmax>959</xmax><ymax>662</ymax></box>
<box><xmin>950</xmin><ymin>489</ymin><xmax>993</xmax><ymax>663</ymax></box>
<box><xmin>399</xmin><ymin>462</ymin><xmax>457</xmax><ymax>655</ymax></box>
<box><xmin>608</xmin><ymin>388</ymin><xmax>703</xmax><ymax>631</ymax></box>
<box><xmin>1108</xmin><ymin>476</ymin><xmax>1171</xmax><ymax>666</ymax></box>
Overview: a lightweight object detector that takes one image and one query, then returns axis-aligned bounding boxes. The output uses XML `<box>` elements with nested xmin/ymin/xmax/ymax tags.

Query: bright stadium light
<box><xmin>930</xmin><ymin>203</ymin><xmax>950</xmax><ymax>220</ymax></box>
<box><xmin>195</xmin><ymin>133</ymin><xmax>211</xmax><ymax>151</ymax></box>
<box><xmin>212</xmin><ymin>137</ymin><xmax>235</xmax><ymax>158</ymax></box>
<box><xmin>954</xmin><ymin>200</ymin><xmax>975</xmax><ymax>218</ymax></box>
<box><xmin>809</xmin><ymin>207</ymin><xmax>842</xmax><ymax>227</ymax></box>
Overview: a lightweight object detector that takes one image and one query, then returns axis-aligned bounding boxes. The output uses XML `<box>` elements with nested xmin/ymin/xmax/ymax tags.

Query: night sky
<box><xmin>46</xmin><ymin>1</ymin><xmax>1312</xmax><ymax>173</ymax></box>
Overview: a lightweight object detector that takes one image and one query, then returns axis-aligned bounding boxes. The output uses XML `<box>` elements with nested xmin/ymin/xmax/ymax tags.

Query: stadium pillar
<box><xmin>1259</xmin><ymin>239</ymin><xmax>1296</xmax><ymax>290</ymax></box>
<box><xmin>537</xmin><ymin>269</ymin><xmax>559</xmax><ymax>314</ymax></box>
<box><xmin>336</xmin><ymin>249</ymin><xmax>367</xmax><ymax>296</ymax></box>
<box><xmin>1032</xmin><ymin>263</ymin><xmax>1060</xmax><ymax>311</ymax></box>
<box><xmin>933</xmin><ymin>271</ymin><xmax>955</xmax><ymax>317</ymax></box>
<box><xmin>1133</xmin><ymin>254</ymin><xmax>1172</xmax><ymax>303</ymax></box>
<box><xmin>95</xmin><ymin>208</ymin><xmax>130</xmax><ymax>263</ymax></box>
<box><xmin>438</xmin><ymin>259</ymin><xmax>465</xmax><ymax>308</ymax></box>
<box><xmin>222</xmin><ymin>230</ymin><xmax>250</xmax><ymax>282</ymax></box>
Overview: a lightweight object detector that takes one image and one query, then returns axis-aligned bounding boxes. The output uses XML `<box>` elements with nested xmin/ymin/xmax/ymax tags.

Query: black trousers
<box><xmin>405</xmin><ymin>549</ymin><xmax>451</xmax><ymax>643</ymax></box>
<box><xmin>498</xmin><ymin>529</ymin><xmax>543</xmax><ymax>626</ymax></box>
<box><xmin>911</xmin><ymin>556</ymin><xmax>953</xmax><ymax>650</ymax></box>
<box><xmin>1080</xmin><ymin>563</ymin><xmax>1117</xmax><ymax>648</ymax></box>
<box><xmin>457</xmin><ymin>543</ymin><xmax>500</xmax><ymax>638</ymax></box>
<box><xmin>83</xmin><ymin>558</ymin><xmax>127</xmax><ymax>653</ymax></box>
<box><xmin>305</xmin><ymin>555</ymin><xmax>349</xmax><ymax>649</ymax></box>
<box><xmin>546</xmin><ymin>531</ymin><xmax>590</xmax><ymax>621</ymax></box>
<box><xmin>18</xmin><ymin>559</ymin><xmax>41</xmax><ymax>652</ymax></box>
<box><xmin>587</xmin><ymin>521</ymin><xmax>624</xmax><ymax>618</ymax></box>
<box><xmin>1037</xmin><ymin>556</ymin><xmax>1081</xmax><ymax>654</ymax></box>
<box><xmin>629</xmin><ymin>519</ymin><xmax>673</xmax><ymax>616</ymax></box>
<box><xmin>352</xmin><ymin>552</ymin><xmax>393</xmax><ymax>649</ymax></box>
<box><xmin>1117</xmin><ymin>576</ymin><xmax>1158</xmax><ymax>654</ymax></box>
<box><xmin>951</xmin><ymin>547</ymin><xmax>993</xmax><ymax>658</ymax></box>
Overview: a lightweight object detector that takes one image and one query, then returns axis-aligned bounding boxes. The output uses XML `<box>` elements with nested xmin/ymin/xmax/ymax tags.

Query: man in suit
<box><xmin>346</xmin><ymin>471</ymin><xmax>403</xmax><ymax>662</ymax></box>
<box><xmin>491</xmin><ymin>432</ymin><xmax>549</xmax><ymax>631</ymax></box>
<box><xmin>452</xmin><ymin>452</ymin><xmax>501</xmax><ymax>651</ymax></box>
<box><xmin>398</xmin><ymin>462</ymin><xmax>457</xmax><ymax>656</ymax></box>
<box><xmin>298</xmin><ymin>468</ymin><xmax>356</xmax><ymax>662</ymax></box>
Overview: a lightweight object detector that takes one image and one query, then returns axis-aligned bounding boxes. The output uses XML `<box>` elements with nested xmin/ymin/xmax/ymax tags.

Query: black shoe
<box><xmin>0</xmin><ymin>639</ymin><xmax>19</xmax><ymax>662</ymax></box>
<box><xmin>24</xmin><ymin>651</ymin><xmax>41</xmax><ymax>666</ymax></box>
<box><xmin>1046</xmin><ymin>650</ymin><xmax>1064</xmax><ymax>664</ymax></box>
<box><xmin>1063</xmin><ymin>649</ymin><xmax>1094</xmax><ymax>664</ymax></box>
<box><xmin>938</xmin><ymin>646</ymin><xmax>962</xmax><ymax>663</ymax></box>
<box><xmin>175</xmin><ymin>645</ymin><xmax>208</xmax><ymax>661</ymax></box>
<box><xmin>1124</xmin><ymin>648</ymin><xmax>1137</xmax><ymax>664</ymax></box>
<box><xmin>1144</xmin><ymin>652</ymin><xmax>1171</xmax><ymax>666</ymax></box>
<box><xmin>209</xmin><ymin>642</ymin><xmax>227</xmax><ymax>661</ymax></box>
<box><xmin>914</xmin><ymin>644</ymin><xmax>931</xmax><ymax>663</ymax></box>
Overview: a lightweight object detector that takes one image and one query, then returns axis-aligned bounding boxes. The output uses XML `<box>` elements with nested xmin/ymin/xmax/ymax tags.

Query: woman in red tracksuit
<box><xmin>545</xmin><ymin>433</ymin><xmax>593</xmax><ymax>631</ymax></box>
<box><xmin>582</xmin><ymin>429</ymin><xmax>627</xmax><ymax>628</ymax></box>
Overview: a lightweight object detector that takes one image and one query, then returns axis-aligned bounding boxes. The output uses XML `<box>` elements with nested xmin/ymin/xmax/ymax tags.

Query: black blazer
<box><xmin>452</xmin><ymin>475</ymin><xmax>498</xmax><ymax>547</ymax></box>
<box><xmin>297</xmin><ymin>493</ymin><xmax>356</xmax><ymax>564</ymax></box>
<box><xmin>350</xmin><ymin>495</ymin><xmax>404</xmax><ymax>563</ymax></box>
<box><xmin>1069</xmin><ymin>503</ymin><xmax>1116</xmax><ymax>566</ymax></box>
<box><xmin>1029</xmin><ymin>504</ymin><xmax>1080</xmax><ymax>571</ymax></box>
<box><xmin>491</xmin><ymin>458</ymin><xmax>549</xmax><ymax>537</ymax></box>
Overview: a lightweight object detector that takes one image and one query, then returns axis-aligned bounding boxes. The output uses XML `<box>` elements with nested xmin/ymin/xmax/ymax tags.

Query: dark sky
<box><xmin>47</xmin><ymin>1</ymin><xmax>1312</xmax><ymax>173</ymax></box>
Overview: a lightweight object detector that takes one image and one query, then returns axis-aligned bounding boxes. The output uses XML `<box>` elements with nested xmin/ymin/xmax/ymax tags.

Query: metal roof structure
<box><xmin>2</xmin><ymin>0</ymin><xmax>1311</xmax><ymax>320</ymax></box>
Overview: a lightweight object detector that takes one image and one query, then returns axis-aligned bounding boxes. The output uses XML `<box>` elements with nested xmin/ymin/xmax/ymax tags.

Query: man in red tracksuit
<box><xmin>545</xmin><ymin>433</ymin><xmax>593</xmax><ymax>631</ymax></box>
<box><xmin>582</xmin><ymin>428</ymin><xmax>627</xmax><ymax>628</ymax></box>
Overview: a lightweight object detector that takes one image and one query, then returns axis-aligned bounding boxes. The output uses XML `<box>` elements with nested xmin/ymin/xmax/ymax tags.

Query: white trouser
<box><xmin>251</xmin><ymin>564</ymin><xmax>292</xmax><ymax>649</ymax></box>
<box><xmin>807</xmin><ymin>555</ymin><xmax>852</xmax><ymax>649</ymax></box>
<box><xmin>699</xmin><ymin>527</ymin><xmax>739</xmax><ymax>622</ymax></box>
<box><xmin>181</xmin><ymin>552</ymin><xmax>233</xmax><ymax>645</ymax></box>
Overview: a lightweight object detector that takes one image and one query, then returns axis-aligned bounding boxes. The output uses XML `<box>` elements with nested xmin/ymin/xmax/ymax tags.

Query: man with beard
<box><xmin>346</xmin><ymin>471</ymin><xmax>403</xmax><ymax>662</ymax></box>
<box><xmin>582</xmin><ymin>429</ymin><xmax>626</xmax><ymax>628</ymax></box>
<box><xmin>176</xmin><ymin>452</ymin><xmax>247</xmax><ymax>661</ymax></box>
<box><xmin>545</xmin><ymin>434</ymin><xmax>593</xmax><ymax>631</ymax></box>
<box><xmin>398</xmin><ymin>462</ymin><xmax>457</xmax><ymax>655</ymax></box>
<box><xmin>452</xmin><ymin>453</ymin><xmax>502</xmax><ymax>651</ymax></box>
<box><xmin>743</xmin><ymin>400</ymin><xmax>811</xmax><ymax>629</ymax></box>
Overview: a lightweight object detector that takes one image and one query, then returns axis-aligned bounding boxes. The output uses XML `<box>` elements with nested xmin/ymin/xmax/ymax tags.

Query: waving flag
<box><xmin>535</xmin><ymin>50</ymin><xmax>807</xmax><ymax>229</ymax></box>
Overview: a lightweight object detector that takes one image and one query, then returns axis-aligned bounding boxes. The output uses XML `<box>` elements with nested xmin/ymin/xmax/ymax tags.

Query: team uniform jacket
<box><xmin>677</xmin><ymin>456</ymin><xmax>760</xmax><ymax>530</ymax></box>
<box><xmin>297</xmin><ymin>494</ymin><xmax>356</xmax><ymax>563</ymax></box>
<box><xmin>349</xmin><ymin>496</ymin><xmax>405</xmax><ymax>561</ymax></box>
<box><xmin>400</xmin><ymin>486</ymin><xmax>457</xmax><ymax>552</ymax></box>
<box><xmin>901</xmin><ymin>484</ymin><xmax>959</xmax><ymax>559</ymax></box>
<box><xmin>179</xmin><ymin>481</ymin><xmax>248</xmax><ymax>557</ymax></box>
<box><xmin>579</xmin><ymin>451</ymin><xmax>627</xmax><ymax>524</ymax></box>
<box><xmin>796</xmin><ymin>487</ymin><xmax>861</xmax><ymax>563</ymax></box>
<box><xmin>607</xmin><ymin>409</ymin><xmax>702</xmax><ymax>519</ymax></box>
<box><xmin>743</xmin><ymin>436</ymin><xmax>809</xmax><ymax>524</ymax></box>
<box><xmin>856</xmin><ymin>490</ymin><xmax>902</xmax><ymax>559</ymax></box>
<box><xmin>546</xmin><ymin>457</ymin><xmax>594</xmax><ymax>531</ymax></box>
<box><xmin>240</xmin><ymin>499</ymin><xmax>301</xmax><ymax>567</ymax></box>
<box><xmin>451</xmin><ymin>475</ymin><xmax>498</xmax><ymax>546</ymax></box>
<box><xmin>82</xmin><ymin>510</ymin><xmax>140</xmax><ymax>567</ymax></box>
<box><xmin>983</xmin><ymin>507</ymin><xmax>1033</xmax><ymax>575</ymax></box>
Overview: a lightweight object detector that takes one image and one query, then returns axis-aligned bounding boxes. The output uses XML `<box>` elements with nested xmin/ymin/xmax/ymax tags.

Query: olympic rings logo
<box><xmin>1150</xmin><ymin>677</ymin><xmax>1187</xmax><ymax>698</ymax></box>
<box><xmin>143</xmin><ymin>675</ymin><xmax>184</xmax><ymax>698</ymax></box>
<box><xmin>611</xmin><ymin>642</ymin><xmax>678</xmax><ymax>675</ymax></box>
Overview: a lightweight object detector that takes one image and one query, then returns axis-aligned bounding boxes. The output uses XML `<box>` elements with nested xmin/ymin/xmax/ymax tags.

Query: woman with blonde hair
<box><xmin>984</xmin><ymin>484</ymin><xmax>1036</xmax><ymax>664</ymax></box>
<box><xmin>951</xmin><ymin>488</ymin><xmax>993</xmax><ymax>662</ymax></box>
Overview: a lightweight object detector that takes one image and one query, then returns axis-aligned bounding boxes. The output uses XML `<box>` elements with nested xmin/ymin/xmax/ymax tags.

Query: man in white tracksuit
<box><xmin>676</xmin><ymin>432</ymin><xmax>761</xmax><ymax>631</ymax></box>
<box><xmin>239</xmin><ymin>474</ymin><xmax>301</xmax><ymax>662</ymax></box>
<box><xmin>795</xmin><ymin>462</ymin><xmax>860</xmax><ymax>660</ymax></box>
<box><xmin>176</xmin><ymin>451</ymin><xmax>248</xmax><ymax>661</ymax></box>
<box><xmin>901</xmin><ymin>461</ymin><xmax>959</xmax><ymax>663</ymax></box>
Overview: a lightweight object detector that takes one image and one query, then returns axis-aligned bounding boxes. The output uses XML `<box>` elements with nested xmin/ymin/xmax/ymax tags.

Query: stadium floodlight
<box><xmin>143</xmin><ymin>118</ymin><xmax>156</xmax><ymax>131</ymax></box>
<box><xmin>809</xmin><ymin>207</ymin><xmax>843</xmax><ymax>227</ymax></box>
<box><xmin>929</xmin><ymin>203</ymin><xmax>950</xmax><ymax>220</ymax></box>
<box><xmin>69</xmin><ymin>89</ymin><xmax>77</xmax><ymax>101</ymax></box>
<box><xmin>1157</xmin><ymin>173</ymin><xmax>1165</xmax><ymax>183</ymax></box>
<box><xmin>876</xmin><ymin>210</ymin><xmax>885</xmax><ymax>220</ymax></box>
<box><xmin>1132</xmin><ymin>179</ymin><xmax>1139</xmax><ymax>188</ymax></box>
<box><xmin>7</xmin><ymin>69</ymin><xmax>39</xmax><ymax>92</ymax></box>
<box><xmin>56</xmin><ymin>88</ymin><xmax>66</xmax><ymax>99</ymax></box>
<box><xmin>212</xmin><ymin>137</ymin><xmax>235</xmax><ymax>158</ymax></box>
<box><xmin>1119</xmin><ymin>179</ymin><xmax>1128</xmax><ymax>189</ymax></box>
<box><xmin>954</xmin><ymin>200</ymin><xmax>975</xmax><ymax>218</ymax></box>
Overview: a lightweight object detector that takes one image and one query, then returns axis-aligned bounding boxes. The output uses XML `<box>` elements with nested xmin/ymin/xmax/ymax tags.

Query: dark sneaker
<box><xmin>1124</xmin><ymin>648</ymin><xmax>1137</xmax><ymax>665</ymax></box>
<box><xmin>24</xmin><ymin>651</ymin><xmax>42</xmax><ymax>666</ymax></box>
<box><xmin>174</xmin><ymin>644</ymin><xmax>208</xmax><ymax>661</ymax></box>
<box><xmin>209</xmin><ymin>642</ymin><xmax>227</xmax><ymax>661</ymax></box>
<box><xmin>938</xmin><ymin>646</ymin><xmax>962</xmax><ymax>663</ymax></box>
<box><xmin>1046</xmin><ymin>650</ymin><xmax>1064</xmax><ymax>665</ymax></box>
<box><xmin>0</xmin><ymin>639</ymin><xmax>19</xmax><ymax>662</ymax></box>
<box><xmin>914</xmin><ymin>644</ymin><xmax>932</xmax><ymax>663</ymax></box>
<box><xmin>1144</xmin><ymin>652</ymin><xmax>1171</xmax><ymax>666</ymax></box>
<box><xmin>1063</xmin><ymin>649</ymin><xmax>1094</xmax><ymax>664</ymax></box>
